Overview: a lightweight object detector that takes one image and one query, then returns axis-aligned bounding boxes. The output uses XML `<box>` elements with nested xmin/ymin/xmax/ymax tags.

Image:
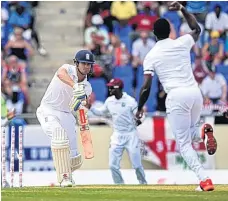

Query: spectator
<box><xmin>132</xmin><ymin>31</ymin><xmax>155</xmax><ymax>96</ymax></box>
<box><xmin>8</xmin><ymin>2</ymin><xmax>47</xmax><ymax>56</ymax></box>
<box><xmin>202</xmin><ymin>31</ymin><xmax>224</xmax><ymax>66</ymax></box>
<box><xmin>107</xmin><ymin>34</ymin><xmax>130</xmax><ymax>67</ymax></box>
<box><xmin>186</xmin><ymin>1</ymin><xmax>207</xmax><ymax>23</ymax></box>
<box><xmin>27</xmin><ymin>1</ymin><xmax>47</xmax><ymax>56</ymax></box>
<box><xmin>1</xmin><ymin>5</ymin><xmax>9</xmax><ymax>48</ymax></box>
<box><xmin>84</xmin><ymin>14</ymin><xmax>109</xmax><ymax>56</ymax></box>
<box><xmin>201</xmin><ymin>64</ymin><xmax>227</xmax><ymax>104</ymax></box>
<box><xmin>85</xmin><ymin>1</ymin><xmax>114</xmax><ymax>33</ymax></box>
<box><xmin>193</xmin><ymin>56</ymin><xmax>208</xmax><ymax>85</ymax></box>
<box><xmin>205</xmin><ymin>4</ymin><xmax>228</xmax><ymax>40</ymax></box>
<box><xmin>111</xmin><ymin>1</ymin><xmax>137</xmax><ymax>21</ymax></box>
<box><xmin>2</xmin><ymin>55</ymin><xmax>29</xmax><ymax>106</ymax></box>
<box><xmin>136</xmin><ymin>1</ymin><xmax>159</xmax><ymax>16</ymax></box>
<box><xmin>8</xmin><ymin>2</ymin><xmax>31</xmax><ymax>33</ymax></box>
<box><xmin>129</xmin><ymin>2</ymin><xmax>158</xmax><ymax>39</ymax></box>
<box><xmin>4</xmin><ymin>27</ymin><xmax>34</xmax><ymax>62</ymax></box>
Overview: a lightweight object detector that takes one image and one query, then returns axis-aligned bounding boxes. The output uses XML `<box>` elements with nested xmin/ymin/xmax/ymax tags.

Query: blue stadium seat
<box><xmin>89</xmin><ymin>78</ymin><xmax>108</xmax><ymax>102</ymax></box>
<box><xmin>162</xmin><ymin>11</ymin><xmax>181</xmax><ymax>37</ymax></box>
<box><xmin>216</xmin><ymin>65</ymin><xmax>228</xmax><ymax>82</ymax></box>
<box><xmin>113</xmin><ymin>65</ymin><xmax>133</xmax><ymax>78</ymax></box>
<box><xmin>135</xmin><ymin>66</ymin><xmax>159</xmax><ymax>112</ymax></box>
<box><xmin>113</xmin><ymin>22</ymin><xmax>133</xmax><ymax>51</ymax></box>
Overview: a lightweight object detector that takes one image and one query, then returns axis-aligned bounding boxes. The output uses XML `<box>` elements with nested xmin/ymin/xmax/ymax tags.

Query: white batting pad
<box><xmin>71</xmin><ymin>154</ymin><xmax>82</xmax><ymax>172</ymax></box>
<box><xmin>51</xmin><ymin>127</ymin><xmax>72</xmax><ymax>183</ymax></box>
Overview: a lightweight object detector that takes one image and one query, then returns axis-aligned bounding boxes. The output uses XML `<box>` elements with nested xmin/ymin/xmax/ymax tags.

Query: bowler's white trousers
<box><xmin>166</xmin><ymin>86</ymin><xmax>208</xmax><ymax>181</ymax></box>
<box><xmin>36</xmin><ymin>105</ymin><xmax>78</xmax><ymax>157</ymax></box>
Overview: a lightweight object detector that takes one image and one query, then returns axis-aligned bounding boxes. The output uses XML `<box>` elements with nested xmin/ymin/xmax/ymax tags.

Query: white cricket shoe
<box><xmin>60</xmin><ymin>173</ymin><xmax>75</xmax><ymax>187</ymax></box>
<box><xmin>195</xmin><ymin>186</ymin><xmax>203</xmax><ymax>191</ymax></box>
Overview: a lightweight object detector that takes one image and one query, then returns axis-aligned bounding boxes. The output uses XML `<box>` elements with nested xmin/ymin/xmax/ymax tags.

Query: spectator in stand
<box><xmin>193</xmin><ymin>56</ymin><xmax>209</xmax><ymax>86</ymax></box>
<box><xmin>111</xmin><ymin>1</ymin><xmax>137</xmax><ymax>22</ymax></box>
<box><xmin>201</xmin><ymin>64</ymin><xmax>227</xmax><ymax>105</ymax></box>
<box><xmin>2</xmin><ymin>55</ymin><xmax>29</xmax><ymax>106</ymax></box>
<box><xmin>111</xmin><ymin>1</ymin><xmax>136</xmax><ymax>51</ymax></box>
<box><xmin>4</xmin><ymin>27</ymin><xmax>34</xmax><ymax>62</ymax></box>
<box><xmin>186</xmin><ymin>1</ymin><xmax>207</xmax><ymax>23</ymax></box>
<box><xmin>8</xmin><ymin>2</ymin><xmax>31</xmax><ymax>33</ymax></box>
<box><xmin>85</xmin><ymin>1</ymin><xmax>114</xmax><ymax>33</ymax></box>
<box><xmin>205</xmin><ymin>4</ymin><xmax>228</xmax><ymax>40</ymax></box>
<box><xmin>129</xmin><ymin>2</ymin><xmax>158</xmax><ymax>40</ymax></box>
<box><xmin>1</xmin><ymin>4</ymin><xmax>9</xmax><ymax>48</ymax></box>
<box><xmin>8</xmin><ymin>2</ymin><xmax>47</xmax><ymax>56</ymax></box>
<box><xmin>107</xmin><ymin>34</ymin><xmax>130</xmax><ymax>67</ymax></box>
<box><xmin>136</xmin><ymin>1</ymin><xmax>159</xmax><ymax>16</ymax></box>
<box><xmin>84</xmin><ymin>14</ymin><xmax>109</xmax><ymax>56</ymax></box>
<box><xmin>132</xmin><ymin>31</ymin><xmax>155</xmax><ymax>96</ymax></box>
<box><xmin>202</xmin><ymin>31</ymin><xmax>224</xmax><ymax>66</ymax></box>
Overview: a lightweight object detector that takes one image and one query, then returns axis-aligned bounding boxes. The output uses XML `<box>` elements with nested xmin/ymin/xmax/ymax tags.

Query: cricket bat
<box><xmin>77</xmin><ymin>107</ymin><xmax>94</xmax><ymax>159</ymax></box>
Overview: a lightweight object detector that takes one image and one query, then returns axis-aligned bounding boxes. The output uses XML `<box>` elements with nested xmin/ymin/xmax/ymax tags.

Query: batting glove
<box><xmin>73</xmin><ymin>83</ymin><xmax>86</xmax><ymax>100</ymax></box>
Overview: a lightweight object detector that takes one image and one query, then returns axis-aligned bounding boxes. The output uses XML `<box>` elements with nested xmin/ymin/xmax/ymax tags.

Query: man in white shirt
<box><xmin>36</xmin><ymin>50</ymin><xmax>95</xmax><ymax>187</ymax></box>
<box><xmin>136</xmin><ymin>2</ymin><xmax>217</xmax><ymax>191</ymax></box>
<box><xmin>90</xmin><ymin>78</ymin><xmax>147</xmax><ymax>185</ymax></box>
<box><xmin>201</xmin><ymin>66</ymin><xmax>227</xmax><ymax>104</ymax></box>
<box><xmin>205</xmin><ymin>4</ymin><xmax>228</xmax><ymax>39</ymax></box>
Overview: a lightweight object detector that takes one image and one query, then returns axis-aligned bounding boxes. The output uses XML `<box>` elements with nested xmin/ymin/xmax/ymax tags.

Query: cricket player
<box><xmin>36</xmin><ymin>50</ymin><xmax>95</xmax><ymax>187</ymax></box>
<box><xmin>90</xmin><ymin>78</ymin><xmax>147</xmax><ymax>185</ymax></box>
<box><xmin>136</xmin><ymin>2</ymin><xmax>217</xmax><ymax>191</ymax></box>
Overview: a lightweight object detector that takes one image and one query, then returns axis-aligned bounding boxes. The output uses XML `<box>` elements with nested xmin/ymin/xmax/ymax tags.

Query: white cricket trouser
<box><xmin>166</xmin><ymin>86</ymin><xmax>207</xmax><ymax>181</ymax></box>
<box><xmin>109</xmin><ymin>131</ymin><xmax>147</xmax><ymax>184</ymax></box>
<box><xmin>36</xmin><ymin>105</ymin><xmax>78</xmax><ymax>157</ymax></box>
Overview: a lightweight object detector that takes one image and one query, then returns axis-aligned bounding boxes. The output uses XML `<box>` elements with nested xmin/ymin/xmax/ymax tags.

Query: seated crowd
<box><xmin>1</xmin><ymin>1</ymin><xmax>47</xmax><ymax>114</ymax></box>
<box><xmin>84</xmin><ymin>1</ymin><xmax>228</xmax><ymax>113</ymax></box>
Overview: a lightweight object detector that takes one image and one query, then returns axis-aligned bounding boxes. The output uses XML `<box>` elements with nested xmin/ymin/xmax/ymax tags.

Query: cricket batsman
<box><xmin>136</xmin><ymin>2</ymin><xmax>217</xmax><ymax>191</ymax></box>
<box><xmin>90</xmin><ymin>78</ymin><xmax>147</xmax><ymax>185</ymax></box>
<box><xmin>36</xmin><ymin>50</ymin><xmax>95</xmax><ymax>187</ymax></box>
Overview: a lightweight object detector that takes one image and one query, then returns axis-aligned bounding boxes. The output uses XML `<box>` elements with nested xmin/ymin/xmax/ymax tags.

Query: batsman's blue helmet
<box><xmin>74</xmin><ymin>50</ymin><xmax>95</xmax><ymax>64</ymax></box>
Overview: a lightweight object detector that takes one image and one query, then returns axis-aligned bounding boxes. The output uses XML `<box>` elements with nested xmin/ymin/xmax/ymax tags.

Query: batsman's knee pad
<box><xmin>70</xmin><ymin>154</ymin><xmax>82</xmax><ymax>172</ymax></box>
<box><xmin>51</xmin><ymin>127</ymin><xmax>72</xmax><ymax>183</ymax></box>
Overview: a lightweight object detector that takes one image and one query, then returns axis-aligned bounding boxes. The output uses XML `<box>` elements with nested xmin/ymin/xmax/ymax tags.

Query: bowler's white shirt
<box><xmin>40</xmin><ymin>64</ymin><xmax>92</xmax><ymax>112</ymax></box>
<box><xmin>143</xmin><ymin>34</ymin><xmax>198</xmax><ymax>93</ymax></box>
<box><xmin>91</xmin><ymin>92</ymin><xmax>138</xmax><ymax>133</ymax></box>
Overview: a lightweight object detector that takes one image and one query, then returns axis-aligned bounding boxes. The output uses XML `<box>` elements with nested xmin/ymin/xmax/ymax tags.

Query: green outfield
<box><xmin>2</xmin><ymin>185</ymin><xmax>228</xmax><ymax>201</ymax></box>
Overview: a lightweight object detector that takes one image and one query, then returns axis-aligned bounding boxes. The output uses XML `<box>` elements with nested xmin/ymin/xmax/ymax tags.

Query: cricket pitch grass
<box><xmin>2</xmin><ymin>185</ymin><xmax>228</xmax><ymax>201</ymax></box>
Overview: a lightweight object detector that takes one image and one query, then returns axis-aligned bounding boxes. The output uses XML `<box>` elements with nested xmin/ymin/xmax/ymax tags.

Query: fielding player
<box><xmin>36</xmin><ymin>50</ymin><xmax>95</xmax><ymax>187</ymax></box>
<box><xmin>90</xmin><ymin>78</ymin><xmax>147</xmax><ymax>185</ymax></box>
<box><xmin>136</xmin><ymin>2</ymin><xmax>217</xmax><ymax>191</ymax></box>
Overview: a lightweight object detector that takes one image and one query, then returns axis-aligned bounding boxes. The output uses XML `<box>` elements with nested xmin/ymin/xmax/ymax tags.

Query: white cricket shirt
<box><xmin>40</xmin><ymin>64</ymin><xmax>92</xmax><ymax>112</ymax></box>
<box><xmin>143</xmin><ymin>34</ymin><xmax>198</xmax><ymax>93</ymax></box>
<box><xmin>91</xmin><ymin>92</ymin><xmax>138</xmax><ymax>133</ymax></box>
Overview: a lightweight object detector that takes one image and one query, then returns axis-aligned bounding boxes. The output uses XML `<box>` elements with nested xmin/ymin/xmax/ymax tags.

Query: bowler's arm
<box><xmin>138</xmin><ymin>74</ymin><xmax>152</xmax><ymax>111</ymax></box>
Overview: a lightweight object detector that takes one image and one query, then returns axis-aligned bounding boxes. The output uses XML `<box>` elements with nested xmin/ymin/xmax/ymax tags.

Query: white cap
<box><xmin>91</xmin><ymin>14</ymin><xmax>103</xmax><ymax>25</ymax></box>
